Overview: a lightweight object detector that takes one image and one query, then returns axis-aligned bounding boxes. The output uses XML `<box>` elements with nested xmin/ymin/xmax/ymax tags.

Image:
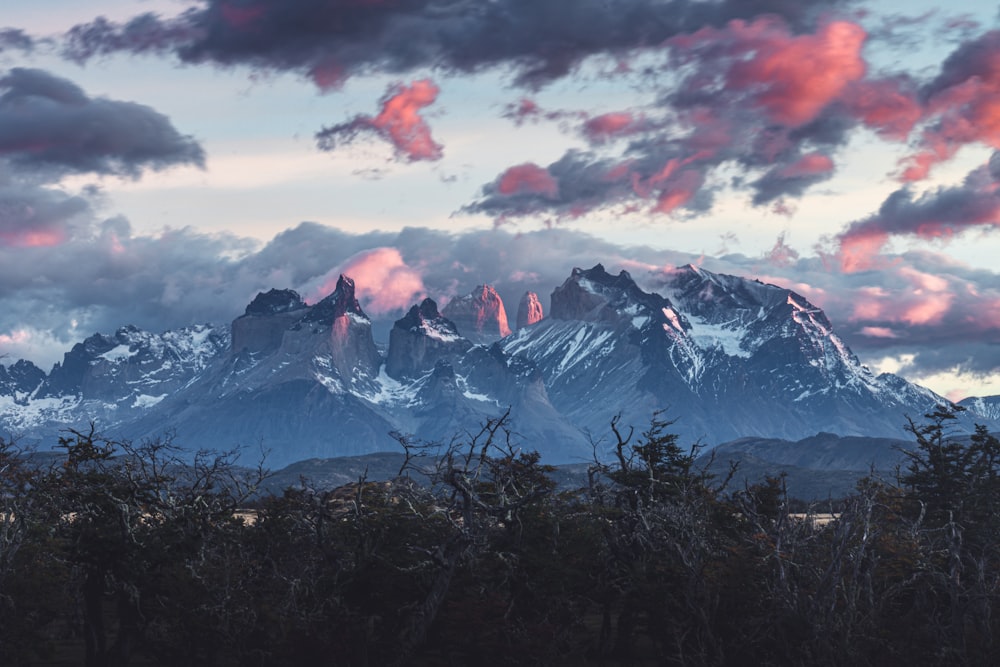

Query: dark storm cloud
<box><xmin>922</xmin><ymin>30</ymin><xmax>1000</xmax><ymax>99</ymax></box>
<box><xmin>464</xmin><ymin>151</ymin><xmax>642</xmax><ymax>219</ymax></box>
<box><xmin>0</xmin><ymin>29</ymin><xmax>34</xmax><ymax>53</ymax></box>
<box><xmin>0</xmin><ymin>179</ymin><xmax>92</xmax><ymax>247</ymax></box>
<box><xmin>0</xmin><ymin>68</ymin><xmax>205</xmax><ymax>178</ymax></box>
<box><xmin>834</xmin><ymin>164</ymin><xmax>1000</xmax><ymax>271</ymax></box>
<box><xmin>750</xmin><ymin>152</ymin><xmax>835</xmax><ymax>205</ymax></box>
<box><xmin>61</xmin><ymin>0</ymin><xmax>851</xmax><ymax>89</ymax></box>
<box><xmin>0</xmin><ymin>69</ymin><xmax>204</xmax><ymax>255</ymax></box>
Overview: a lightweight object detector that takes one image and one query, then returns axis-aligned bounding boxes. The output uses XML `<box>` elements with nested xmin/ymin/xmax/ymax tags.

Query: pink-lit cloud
<box><xmin>850</xmin><ymin>286</ymin><xmax>891</xmax><ymax>321</ymax></box>
<box><xmin>652</xmin><ymin>169</ymin><xmax>703</xmax><ymax>214</ymax></box>
<box><xmin>0</xmin><ymin>329</ymin><xmax>30</xmax><ymax>346</ymax></box>
<box><xmin>670</xmin><ymin>18</ymin><xmax>867</xmax><ymax>127</ymax></box>
<box><xmin>310</xmin><ymin>247</ymin><xmax>425</xmax><ymax>316</ymax></box>
<box><xmin>900</xmin><ymin>31</ymin><xmax>1000</xmax><ymax>181</ymax></box>
<box><xmin>762</xmin><ymin>232</ymin><xmax>801</xmax><ymax>267</ymax></box>
<box><xmin>0</xmin><ymin>228</ymin><xmax>67</xmax><ymax>248</ymax></box>
<box><xmin>901</xmin><ymin>293</ymin><xmax>953</xmax><ymax>326</ymax></box>
<box><xmin>316</xmin><ymin>79</ymin><xmax>443</xmax><ymax>162</ymax></box>
<box><xmin>858</xmin><ymin>326</ymin><xmax>899</xmax><ymax>339</ymax></box>
<box><xmin>752</xmin><ymin>151</ymin><xmax>836</xmax><ymax>204</ymax></box>
<box><xmin>0</xmin><ymin>182</ymin><xmax>93</xmax><ymax>249</ymax></box>
<box><xmin>843</xmin><ymin>78</ymin><xmax>922</xmax><ymax>141</ymax></box>
<box><xmin>472</xmin><ymin>18</ymin><xmax>875</xmax><ymax>220</ymax></box>
<box><xmin>497</xmin><ymin>163</ymin><xmax>559</xmax><ymax>198</ymax></box>
<box><xmin>844</xmin><ymin>266</ymin><xmax>954</xmax><ymax>328</ymax></box>
<box><xmin>779</xmin><ymin>153</ymin><xmax>834</xmax><ymax>179</ymax></box>
<box><xmin>836</xmin><ymin>164</ymin><xmax>1000</xmax><ymax>271</ymax></box>
<box><xmin>309</xmin><ymin>59</ymin><xmax>346</xmax><ymax>92</ymax></box>
<box><xmin>837</xmin><ymin>229</ymin><xmax>891</xmax><ymax>272</ymax></box>
<box><xmin>582</xmin><ymin>112</ymin><xmax>646</xmax><ymax>144</ymax></box>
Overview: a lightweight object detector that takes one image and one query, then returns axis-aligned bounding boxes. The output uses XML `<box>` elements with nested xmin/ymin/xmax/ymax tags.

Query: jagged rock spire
<box><xmin>441</xmin><ymin>284</ymin><xmax>512</xmax><ymax>343</ymax></box>
<box><xmin>303</xmin><ymin>275</ymin><xmax>366</xmax><ymax>325</ymax></box>
<box><xmin>516</xmin><ymin>291</ymin><xmax>543</xmax><ymax>329</ymax></box>
<box><xmin>386</xmin><ymin>297</ymin><xmax>470</xmax><ymax>379</ymax></box>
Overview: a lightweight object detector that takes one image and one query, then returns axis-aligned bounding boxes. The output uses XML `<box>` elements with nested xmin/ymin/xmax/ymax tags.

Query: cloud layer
<box><xmin>0</xmin><ymin>69</ymin><xmax>204</xmax><ymax>252</ymax></box>
<box><xmin>0</xmin><ymin>68</ymin><xmax>204</xmax><ymax>177</ymax></box>
<box><xmin>62</xmin><ymin>0</ymin><xmax>846</xmax><ymax>88</ymax></box>
<box><xmin>51</xmin><ymin>1</ymin><xmax>1000</xmax><ymax>262</ymax></box>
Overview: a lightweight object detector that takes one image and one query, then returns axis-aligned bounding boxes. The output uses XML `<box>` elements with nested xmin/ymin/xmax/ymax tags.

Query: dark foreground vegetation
<box><xmin>2</xmin><ymin>407</ymin><xmax>1000</xmax><ymax>666</ymax></box>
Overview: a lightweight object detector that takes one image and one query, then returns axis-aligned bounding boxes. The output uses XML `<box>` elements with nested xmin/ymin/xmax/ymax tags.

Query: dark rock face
<box><xmin>0</xmin><ymin>359</ymin><xmax>45</xmax><ymax>397</ymax></box>
<box><xmin>441</xmin><ymin>285</ymin><xmax>512</xmax><ymax>343</ymax></box>
<box><xmin>550</xmin><ymin>264</ymin><xmax>673</xmax><ymax>325</ymax></box>
<box><xmin>386</xmin><ymin>298</ymin><xmax>470</xmax><ymax>379</ymax></box>
<box><xmin>301</xmin><ymin>275</ymin><xmax>365</xmax><ymax>327</ymax></box>
<box><xmin>234</xmin><ymin>289</ymin><xmax>308</xmax><ymax>356</ymax></box>
<box><xmin>312</xmin><ymin>276</ymin><xmax>380</xmax><ymax>380</ymax></box>
<box><xmin>244</xmin><ymin>289</ymin><xmax>306</xmax><ymax>317</ymax></box>
<box><xmin>233</xmin><ymin>275</ymin><xmax>380</xmax><ymax>380</ymax></box>
<box><xmin>127</xmin><ymin>379</ymin><xmax>400</xmax><ymax>464</ymax></box>
<box><xmin>516</xmin><ymin>291</ymin><xmax>544</xmax><ymax>329</ymax></box>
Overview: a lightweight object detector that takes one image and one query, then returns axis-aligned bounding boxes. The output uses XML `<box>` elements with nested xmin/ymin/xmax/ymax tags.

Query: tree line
<box><xmin>2</xmin><ymin>406</ymin><xmax>1000</xmax><ymax>666</ymax></box>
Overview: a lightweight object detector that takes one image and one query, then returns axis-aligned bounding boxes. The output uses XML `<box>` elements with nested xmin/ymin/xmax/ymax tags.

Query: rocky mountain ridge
<box><xmin>1</xmin><ymin>264</ymin><xmax>995</xmax><ymax>466</ymax></box>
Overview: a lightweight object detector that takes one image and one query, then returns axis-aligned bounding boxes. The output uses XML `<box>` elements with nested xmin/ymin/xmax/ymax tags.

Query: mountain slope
<box><xmin>504</xmin><ymin>264</ymin><xmax>952</xmax><ymax>448</ymax></box>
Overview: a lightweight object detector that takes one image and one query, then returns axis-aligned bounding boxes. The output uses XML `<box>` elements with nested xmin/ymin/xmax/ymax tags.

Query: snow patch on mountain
<box><xmin>359</xmin><ymin>366</ymin><xmax>422</xmax><ymax>407</ymax></box>
<box><xmin>312</xmin><ymin>355</ymin><xmax>345</xmax><ymax>395</ymax></box>
<box><xmin>0</xmin><ymin>393</ymin><xmax>82</xmax><ymax>429</ymax></box>
<box><xmin>101</xmin><ymin>345</ymin><xmax>139</xmax><ymax>362</ymax></box>
<box><xmin>133</xmin><ymin>394</ymin><xmax>166</xmax><ymax>409</ymax></box>
<box><xmin>960</xmin><ymin>396</ymin><xmax>1000</xmax><ymax>423</ymax></box>
<box><xmin>683</xmin><ymin>317</ymin><xmax>751</xmax><ymax>358</ymax></box>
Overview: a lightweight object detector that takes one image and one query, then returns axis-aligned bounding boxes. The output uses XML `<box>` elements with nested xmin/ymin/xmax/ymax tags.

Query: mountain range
<box><xmin>1</xmin><ymin>264</ymin><xmax>997</xmax><ymax>467</ymax></box>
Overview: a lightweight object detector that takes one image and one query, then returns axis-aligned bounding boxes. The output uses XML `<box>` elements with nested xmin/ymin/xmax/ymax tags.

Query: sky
<box><xmin>0</xmin><ymin>0</ymin><xmax>999</xmax><ymax>401</ymax></box>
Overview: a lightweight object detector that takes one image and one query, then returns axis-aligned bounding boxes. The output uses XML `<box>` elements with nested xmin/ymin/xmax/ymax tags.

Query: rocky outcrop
<box><xmin>38</xmin><ymin>324</ymin><xmax>227</xmax><ymax>402</ymax></box>
<box><xmin>550</xmin><ymin>264</ymin><xmax>676</xmax><ymax>326</ymax></box>
<box><xmin>516</xmin><ymin>291</ymin><xmax>544</xmax><ymax>329</ymax></box>
<box><xmin>0</xmin><ymin>359</ymin><xmax>45</xmax><ymax>397</ymax></box>
<box><xmin>232</xmin><ymin>289</ymin><xmax>308</xmax><ymax>357</ymax></box>
<box><xmin>321</xmin><ymin>276</ymin><xmax>381</xmax><ymax>381</ymax></box>
<box><xmin>386</xmin><ymin>298</ymin><xmax>471</xmax><ymax>379</ymax></box>
<box><xmin>244</xmin><ymin>288</ymin><xmax>306</xmax><ymax>316</ymax></box>
<box><xmin>231</xmin><ymin>277</ymin><xmax>380</xmax><ymax>381</ymax></box>
<box><xmin>441</xmin><ymin>285</ymin><xmax>512</xmax><ymax>344</ymax></box>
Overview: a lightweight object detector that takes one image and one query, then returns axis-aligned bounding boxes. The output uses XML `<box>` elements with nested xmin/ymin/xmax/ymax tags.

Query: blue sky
<box><xmin>1</xmin><ymin>0</ymin><xmax>999</xmax><ymax>401</ymax></box>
